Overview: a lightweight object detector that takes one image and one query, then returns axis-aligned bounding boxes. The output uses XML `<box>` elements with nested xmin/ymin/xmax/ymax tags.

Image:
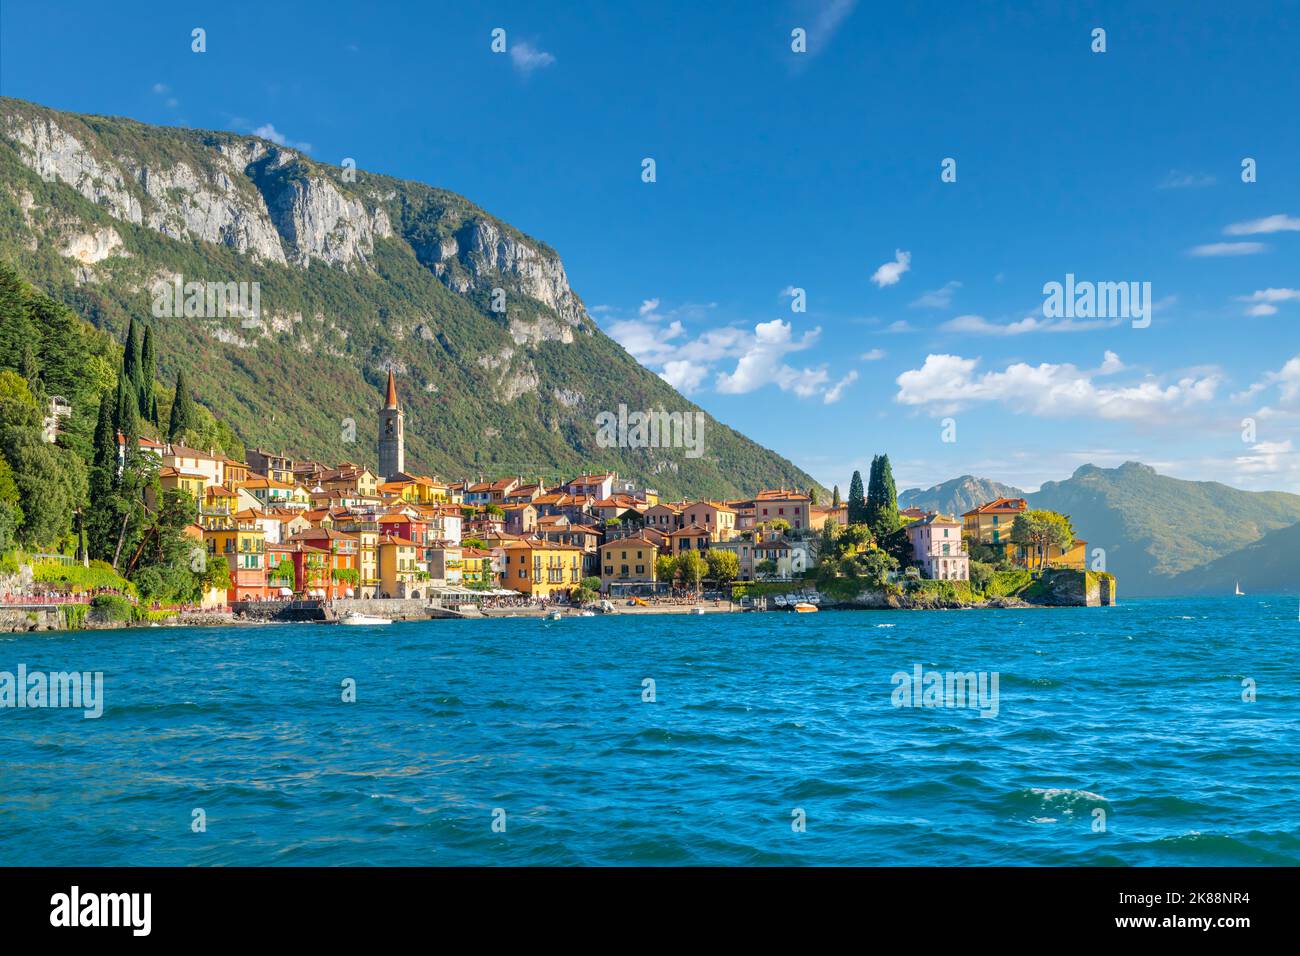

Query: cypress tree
<box><xmin>122</xmin><ymin>318</ymin><xmax>142</xmax><ymax>393</ymax></box>
<box><xmin>847</xmin><ymin>470</ymin><xmax>866</xmax><ymax>525</ymax></box>
<box><xmin>866</xmin><ymin>454</ymin><xmax>901</xmax><ymax>537</ymax></box>
<box><xmin>167</xmin><ymin>368</ymin><xmax>196</xmax><ymax>442</ymax></box>
<box><xmin>139</xmin><ymin>323</ymin><xmax>157</xmax><ymax>422</ymax></box>
<box><xmin>832</xmin><ymin>485</ymin><xmax>841</xmax><ymax>508</ymax></box>
<box><xmin>86</xmin><ymin>390</ymin><xmax>119</xmax><ymax>559</ymax></box>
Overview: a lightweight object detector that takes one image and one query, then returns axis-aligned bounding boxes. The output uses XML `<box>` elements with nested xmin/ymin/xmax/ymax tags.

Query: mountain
<box><xmin>898</xmin><ymin>475</ymin><xmax>1026</xmax><ymax>516</ymax></box>
<box><xmin>1166</xmin><ymin>520</ymin><xmax>1300</xmax><ymax>596</ymax></box>
<box><xmin>0</xmin><ymin>97</ymin><xmax>822</xmax><ymax>500</ymax></box>
<box><xmin>1029</xmin><ymin>462</ymin><xmax>1300</xmax><ymax>595</ymax></box>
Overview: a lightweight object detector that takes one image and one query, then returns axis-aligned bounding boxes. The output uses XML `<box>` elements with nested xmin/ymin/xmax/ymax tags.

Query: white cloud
<box><xmin>1235</xmin><ymin>439</ymin><xmax>1296</xmax><ymax>475</ymax></box>
<box><xmin>715</xmin><ymin>319</ymin><xmax>820</xmax><ymax>394</ymax></box>
<box><xmin>151</xmin><ymin>82</ymin><xmax>169</xmax><ymax>94</ymax></box>
<box><xmin>251</xmin><ymin>123</ymin><xmax>312</xmax><ymax>152</ymax></box>
<box><xmin>510</xmin><ymin>41</ymin><xmax>555</xmax><ymax>74</ymax></box>
<box><xmin>883</xmin><ymin>319</ymin><xmax>914</xmax><ymax>333</ymax></box>
<box><xmin>823</xmin><ymin>370</ymin><xmax>858</xmax><ymax>404</ymax></box>
<box><xmin>804</xmin><ymin>0</ymin><xmax>858</xmax><ymax>55</ymax></box>
<box><xmin>1188</xmin><ymin>242</ymin><xmax>1266</xmax><ymax>257</ymax></box>
<box><xmin>1238</xmin><ymin>354</ymin><xmax>1300</xmax><ymax>405</ymax></box>
<box><xmin>1239</xmin><ymin>288</ymin><xmax>1300</xmax><ymax>317</ymax></box>
<box><xmin>1224</xmin><ymin>214</ymin><xmax>1300</xmax><ymax>236</ymax></box>
<box><xmin>604</xmin><ymin>303</ymin><xmax>841</xmax><ymax>402</ymax></box>
<box><xmin>940</xmin><ymin>313</ymin><xmax>1122</xmax><ymax>336</ymax></box>
<box><xmin>860</xmin><ymin>348</ymin><xmax>886</xmax><ymax>361</ymax></box>
<box><xmin>659</xmin><ymin>360</ymin><xmax>710</xmax><ymax>393</ymax></box>
<box><xmin>1158</xmin><ymin>170</ymin><xmax>1215</xmax><ymax>189</ymax></box>
<box><xmin>895</xmin><ymin>351</ymin><xmax>1221</xmax><ymax>421</ymax></box>
<box><xmin>870</xmin><ymin>249</ymin><xmax>911</xmax><ymax>287</ymax></box>
<box><xmin>910</xmin><ymin>280</ymin><xmax>961</xmax><ymax>309</ymax></box>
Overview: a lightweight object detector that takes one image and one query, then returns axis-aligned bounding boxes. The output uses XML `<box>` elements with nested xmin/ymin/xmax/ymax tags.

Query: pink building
<box><xmin>904</xmin><ymin>513</ymin><xmax>969</xmax><ymax>581</ymax></box>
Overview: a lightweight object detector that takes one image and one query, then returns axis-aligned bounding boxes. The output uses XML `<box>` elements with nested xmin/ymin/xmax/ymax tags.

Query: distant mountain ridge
<box><xmin>898</xmin><ymin>475</ymin><xmax>1026</xmax><ymax>517</ymax></box>
<box><xmin>0</xmin><ymin>96</ymin><xmax>822</xmax><ymax>499</ymax></box>
<box><xmin>1166</xmin><ymin>520</ymin><xmax>1300</xmax><ymax>596</ymax></box>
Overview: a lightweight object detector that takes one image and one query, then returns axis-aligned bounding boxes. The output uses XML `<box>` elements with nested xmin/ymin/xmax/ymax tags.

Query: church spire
<box><xmin>384</xmin><ymin>368</ymin><xmax>399</xmax><ymax>409</ymax></box>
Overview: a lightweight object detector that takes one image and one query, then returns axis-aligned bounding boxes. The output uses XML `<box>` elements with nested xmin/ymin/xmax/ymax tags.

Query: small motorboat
<box><xmin>546</xmin><ymin>609</ymin><xmax>563</xmax><ymax>621</ymax></box>
<box><xmin>773</xmin><ymin>595</ymin><xmax>788</xmax><ymax>608</ymax></box>
<box><xmin>793</xmin><ymin>602</ymin><xmax>818</xmax><ymax>613</ymax></box>
<box><xmin>339</xmin><ymin>611</ymin><xmax>392</xmax><ymax>626</ymax></box>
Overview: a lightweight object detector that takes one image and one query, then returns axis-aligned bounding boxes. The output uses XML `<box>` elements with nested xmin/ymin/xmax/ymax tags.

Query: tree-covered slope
<box><xmin>1165</xmin><ymin>520</ymin><xmax>1300</xmax><ymax>597</ymax></box>
<box><xmin>1029</xmin><ymin>462</ymin><xmax>1300</xmax><ymax>594</ymax></box>
<box><xmin>0</xmin><ymin>96</ymin><xmax>821</xmax><ymax>499</ymax></box>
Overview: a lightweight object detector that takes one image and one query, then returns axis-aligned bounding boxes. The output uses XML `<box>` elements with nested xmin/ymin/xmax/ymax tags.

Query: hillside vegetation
<box><xmin>0</xmin><ymin>96</ymin><xmax>821</xmax><ymax>500</ymax></box>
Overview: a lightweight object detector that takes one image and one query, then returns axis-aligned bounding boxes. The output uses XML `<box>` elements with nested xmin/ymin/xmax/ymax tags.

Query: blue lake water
<box><xmin>1</xmin><ymin>596</ymin><xmax>1297</xmax><ymax>866</ymax></box>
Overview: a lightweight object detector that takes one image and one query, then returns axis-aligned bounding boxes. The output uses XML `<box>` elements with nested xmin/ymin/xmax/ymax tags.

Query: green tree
<box><xmin>831</xmin><ymin>485</ymin><xmax>841</xmax><ymax>508</ymax></box>
<box><xmin>866</xmin><ymin>454</ymin><xmax>901</xmax><ymax>539</ymax></box>
<box><xmin>705</xmin><ymin>548</ymin><xmax>740</xmax><ymax>586</ymax></box>
<box><xmin>847</xmin><ymin>470</ymin><xmax>866</xmax><ymax>524</ymax></box>
<box><xmin>678</xmin><ymin>550</ymin><xmax>707</xmax><ymax>592</ymax></box>
<box><xmin>139</xmin><ymin>323</ymin><xmax>157</xmax><ymax>424</ymax></box>
<box><xmin>167</xmin><ymin>368</ymin><xmax>196</xmax><ymax>442</ymax></box>
<box><xmin>1010</xmin><ymin>510</ymin><xmax>1074</xmax><ymax>569</ymax></box>
<box><xmin>655</xmin><ymin>553</ymin><xmax>677</xmax><ymax>583</ymax></box>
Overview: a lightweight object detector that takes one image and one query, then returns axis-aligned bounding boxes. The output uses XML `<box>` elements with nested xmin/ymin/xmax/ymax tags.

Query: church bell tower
<box><xmin>378</xmin><ymin>368</ymin><xmax>405</xmax><ymax>481</ymax></box>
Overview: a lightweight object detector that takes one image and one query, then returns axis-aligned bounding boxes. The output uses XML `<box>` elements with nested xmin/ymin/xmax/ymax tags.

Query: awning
<box><xmin>278</xmin><ymin>587</ymin><xmax>293</xmax><ymax>596</ymax></box>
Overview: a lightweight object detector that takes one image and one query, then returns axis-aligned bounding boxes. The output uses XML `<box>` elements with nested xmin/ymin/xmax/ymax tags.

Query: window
<box><xmin>635</xmin><ymin>565</ymin><xmax>644</xmax><ymax>574</ymax></box>
<box><xmin>621</xmin><ymin>565</ymin><xmax>629</xmax><ymax>575</ymax></box>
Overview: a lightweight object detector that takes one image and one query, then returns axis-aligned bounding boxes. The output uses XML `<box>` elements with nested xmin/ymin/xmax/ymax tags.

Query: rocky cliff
<box><xmin>0</xmin><ymin>97</ymin><xmax>820</xmax><ymax>499</ymax></box>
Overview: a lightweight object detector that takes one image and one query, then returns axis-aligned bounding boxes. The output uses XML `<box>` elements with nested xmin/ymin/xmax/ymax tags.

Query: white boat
<box><xmin>1234</xmin><ymin>580</ymin><xmax>1245</xmax><ymax>596</ymax></box>
<box><xmin>339</xmin><ymin>611</ymin><xmax>392</xmax><ymax>626</ymax></box>
<box><xmin>690</xmin><ymin>607</ymin><xmax>705</xmax><ymax>615</ymax></box>
<box><xmin>773</xmin><ymin>595</ymin><xmax>788</xmax><ymax>607</ymax></box>
<box><xmin>546</xmin><ymin>609</ymin><xmax>563</xmax><ymax>621</ymax></box>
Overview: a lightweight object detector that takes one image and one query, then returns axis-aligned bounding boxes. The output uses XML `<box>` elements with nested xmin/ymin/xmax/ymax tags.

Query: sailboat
<box><xmin>1234</xmin><ymin>580</ymin><xmax>1244</xmax><ymax>596</ymax></box>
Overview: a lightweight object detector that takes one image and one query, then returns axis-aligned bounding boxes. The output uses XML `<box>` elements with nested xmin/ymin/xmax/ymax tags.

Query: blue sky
<box><xmin>2</xmin><ymin>0</ymin><xmax>1298</xmax><ymax>493</ymax></box>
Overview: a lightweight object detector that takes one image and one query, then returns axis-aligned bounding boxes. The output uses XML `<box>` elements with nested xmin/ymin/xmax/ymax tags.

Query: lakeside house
<box><xmin>962</xmin><ymin>497</ymin><xmax>1088</xmax><ymax>569</ymax></box>
<box><xmin>905</xmin><ymin>513</ymin><xmax>970</xmax><ymax>581</ymax></box>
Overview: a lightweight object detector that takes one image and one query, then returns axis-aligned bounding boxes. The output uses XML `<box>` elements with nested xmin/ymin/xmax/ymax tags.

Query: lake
<box><xmin>1</xmin><ymin>596</ymin><xmax>1296</xmax><ymax>865</ymax></box>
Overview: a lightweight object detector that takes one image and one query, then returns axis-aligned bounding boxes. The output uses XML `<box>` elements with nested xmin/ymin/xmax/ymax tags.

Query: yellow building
<box><xmin>460</xmin><ymin>547</ymin><xmax>495</xmax><ymax>588</ymax></box>
<box><xmin>498</xmin><ymin>540</ymin><xmax>583</xmax><ymax>599</ymax></box>
<box><xmin>599</xmin><ymin>536</ymin><xmax>659</xmax><ymax>591</ymax></box>
<box><xmin>963</xmin><ymin>497</ymin><xmax>1088</xmax><ymax>569</ymax></box>
<box><xmin>379</xmin><ymin>474</ymin><xmax>451</xmax><ymax>504</ymax></box>
<box><xmin>377</xmin><ymin>534</ymin><xmax>422</xmax><ymax>598</ymax></box>
<box><xmin>157</xmin><ymin>465</ymin><xmax>206</xmax><ymax>504</ymax></box>
<box><xmin>202</xmin><ymin>510</ymin><xmax>268</xmax><ymax>601</ymax></box>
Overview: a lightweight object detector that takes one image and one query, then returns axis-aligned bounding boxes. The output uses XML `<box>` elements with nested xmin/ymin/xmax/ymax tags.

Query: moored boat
<box><xmin>339</xmin><ymin>611</ymin><xmax>392</xmax><ymax>626</ymax></box>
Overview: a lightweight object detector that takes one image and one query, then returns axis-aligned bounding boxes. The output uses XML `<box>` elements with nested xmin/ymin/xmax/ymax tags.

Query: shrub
<box><xmin>89</xmin><ymin>593</ymin><xmax>134</xmax><ymax>622</ymax></box>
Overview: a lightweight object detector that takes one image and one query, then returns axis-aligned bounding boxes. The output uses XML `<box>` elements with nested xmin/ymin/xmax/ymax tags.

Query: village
<box><xmin>2</xmin><ymin>363</ymin><xmax>1108</xmax><ymax>627</ymax></box>
<box><xmin>91</xmin><ymin>370</ymin><xmax>1098</xmax><ymax>614</ymax></box>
